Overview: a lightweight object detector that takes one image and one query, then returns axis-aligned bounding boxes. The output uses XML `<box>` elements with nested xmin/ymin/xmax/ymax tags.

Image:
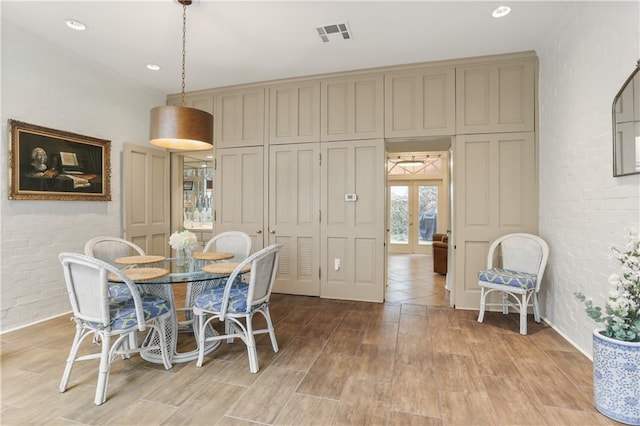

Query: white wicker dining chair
<box><xmin>84</xmin><ymin>236</ymin><xmax>146</xmax><ymax>263</ymax></box>
<box><xmin>184</xmin><ymin>231</ymin><xmax>253</xmax><ymax>325</ymax></box>
<box><xmin>192</xmin><ymin>244</ymin><xmax>282</xmax><ymax>373</ymax></box>
<box><xmin>84</xmin><ymin>236</ymin><xmax>146</xmax><ymax>299</ymax></box>
<box><xmin>477</xmin><ymin>233</ymin><xmax>549</xmax><ymax>335</ymax></box>
<box><xmin>84</xmin><ymin>236</ymin><xmax>147</xmax><ymax>348</ymax></box>
<box><xmin>203</xmin><ymin>231</ymin><xmax>252</xmax><ymax>261</ymax></box>
<box><xmin>58</xmin><ymin>252</ymin><xmax>172</xmax><ymax>405</ymax></box>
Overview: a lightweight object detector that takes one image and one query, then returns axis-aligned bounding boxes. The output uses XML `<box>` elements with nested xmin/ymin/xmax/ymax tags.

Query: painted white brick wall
<box><xmin>537</xmin><ymin>2</ymin><xmax>640</xmax><ymax>355</ymax></box>
<box><xmin>0</xmin><ymin>22</ymin><xmax>166</xmax><ymax>331</ymax></box>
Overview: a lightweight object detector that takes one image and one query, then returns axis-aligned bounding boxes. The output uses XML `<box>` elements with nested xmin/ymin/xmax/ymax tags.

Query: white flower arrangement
<box><xmin>575</xmin><ymin>229</ymin><xmax>640</xmax><ymax>342</ymax></box>
<box><xmin>169</xmin><ymin>229</ymin><xmax>198</xmax><ymax>252</ymax></box>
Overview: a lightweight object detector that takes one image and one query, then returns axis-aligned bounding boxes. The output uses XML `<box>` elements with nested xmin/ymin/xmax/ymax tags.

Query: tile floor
<box><xmin>0</xmin><ymin>253</ymin><xmax>609</xmax><ymax>425</ymax></box>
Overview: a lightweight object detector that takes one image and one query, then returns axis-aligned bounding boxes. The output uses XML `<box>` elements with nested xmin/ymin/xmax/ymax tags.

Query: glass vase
<box><xmin>176</xmin><ymin>248</ymin><xmax>188</xmax><ymax>267</ymax></box>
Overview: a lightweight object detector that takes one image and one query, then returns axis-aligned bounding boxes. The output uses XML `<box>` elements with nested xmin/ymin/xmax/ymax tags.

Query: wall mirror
<box><xmin>613</xmin><ymin>59</ymin><xmax>640</xmax><ymax>176</ymax></box>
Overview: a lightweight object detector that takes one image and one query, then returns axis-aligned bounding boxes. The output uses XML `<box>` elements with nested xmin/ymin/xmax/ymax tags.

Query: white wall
<box><xmin>0</xmin><ymin>21</ymin><xmax>166</xmax><ymax>332</ymax></box>
<box><xmin>537</xmin><ymin>2</ymin><xmax>640</xmax><ymax>356</ymax></box>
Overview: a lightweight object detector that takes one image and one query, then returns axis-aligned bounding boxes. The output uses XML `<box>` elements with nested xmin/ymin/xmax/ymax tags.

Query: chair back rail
<box><xmin>59</xmin><ymin>252</ymin><xmax>145</xmax><ymax>331</ymax></box>
<box><xmin>84</xmin><ymin>236</ymin><xmax>145</xmax><ymax>263</ymax></box>
<box><xmin>203</xmin><ymin>231</ymin><xmax>252</xmax><ymax>261</ymax></box>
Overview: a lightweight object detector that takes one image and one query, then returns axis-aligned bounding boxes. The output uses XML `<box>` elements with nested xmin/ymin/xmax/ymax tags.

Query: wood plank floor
<box><xmin>1</xmin><ymin>253</ymin><xmax>611</xmax><ymax>425</ymax></box>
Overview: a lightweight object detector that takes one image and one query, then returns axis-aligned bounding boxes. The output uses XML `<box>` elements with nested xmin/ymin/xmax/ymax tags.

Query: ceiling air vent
<box><xmin>316</xmin><ymin>22</ymin><xmax>352</xmax><ymax>43</ymax></box>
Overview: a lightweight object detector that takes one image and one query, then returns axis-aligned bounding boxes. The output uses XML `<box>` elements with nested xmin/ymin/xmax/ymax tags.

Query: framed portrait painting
<box><xmin>8</xmin><ymin>120</ymin><xmax>111</xmax><ymax>201</ymax></box>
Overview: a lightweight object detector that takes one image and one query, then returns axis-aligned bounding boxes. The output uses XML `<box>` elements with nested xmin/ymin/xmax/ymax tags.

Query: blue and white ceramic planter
<box><xmin>592</xmin><ymin>330</ymin><xmax>640</xmax><ymax>425</ymax></box>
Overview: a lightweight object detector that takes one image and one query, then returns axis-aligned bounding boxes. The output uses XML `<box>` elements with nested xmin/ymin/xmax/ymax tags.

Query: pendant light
<box><xmin>149</xmin><ymin>0</ymin><xmax>213</xmax><ymax>151</ymax></box>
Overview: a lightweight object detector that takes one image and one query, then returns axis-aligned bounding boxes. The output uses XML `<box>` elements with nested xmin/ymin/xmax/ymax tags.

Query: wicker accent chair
<box><xmin>58</xmin><ymin>253</ymin><xmax>172</xmax><ymax>405</ymax></box>
<box><xmin>432</xmin><ymin>233</ymin><xmax>448</xmax><ymax>275</ymax></box>
<box><xmin>477</xmin><ymin>233</ymin><xmax>549</xmax><ymax>335</ymax></box>
<box><xmin>192</xmin><ymin>244</ymin><xmax>282</xmax><ymax>373</ymax></box>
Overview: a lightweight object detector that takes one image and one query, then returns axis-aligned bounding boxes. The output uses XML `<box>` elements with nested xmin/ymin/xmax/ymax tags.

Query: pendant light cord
<box><xmin>181</xmin><ymin>1</ymin><xmax>187</xmax><ymax>107</ymax></box>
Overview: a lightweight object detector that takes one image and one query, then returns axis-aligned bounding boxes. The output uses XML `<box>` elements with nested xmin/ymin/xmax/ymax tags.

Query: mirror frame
<box><xmin>612</xmin><ymin>59</ymin><xmax>640</xmax><ymax>177</ymax></box>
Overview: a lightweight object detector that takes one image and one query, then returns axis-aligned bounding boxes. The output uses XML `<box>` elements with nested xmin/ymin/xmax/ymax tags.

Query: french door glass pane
<box><xmin>390</xmin><ymin>185</ymin><xmax>409</xmax><ymax>244</ymax></box>
<box><xmin>418</xmin><ymin>185</ymin><xmax>438</xmax><ymax>244</ymax></box>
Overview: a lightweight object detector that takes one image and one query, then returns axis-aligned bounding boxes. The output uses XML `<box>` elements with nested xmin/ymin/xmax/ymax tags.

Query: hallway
<box><xmin>386</xmin><ymin>253</ymin><xmax>449</xmax><ymax>307</ymax></box>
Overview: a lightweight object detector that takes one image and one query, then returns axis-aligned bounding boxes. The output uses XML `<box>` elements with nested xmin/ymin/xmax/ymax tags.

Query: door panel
<box><xmin>124</xmin><ymin>144</ymin><xmax>170</xmax><ymax>256</ymax></box>
<box><xmin>453</xmin><ymin>132</ymin><xmax>537</xmax><ymax>309</ymax></box>
<box><xmin>388</xmin><ymin>183</ymin><xmax>410</xmax><ymax>253</ymax></box>
<box><xmin>215</xmin><ymin>146</ymin><xmax>265</xmax><ymax>251</ymax></box>
<box><xmin>388</xmin><ymin>180</ymin><xmax>442</xmax><ymax>254</ymax></box>
<box><xmin>269</xmin><ymin>143</ymin><xmax>320</xmax><ymax>296</ymax></box>
<box><xmin>321</xmin><ymin>139</ymin><xmax>385</xmax><ymax>302</ymax></box>
<box><xmin>415</xmin><ymin>181</ymin><xmax>440</xmax><ymax>254</ymax></box>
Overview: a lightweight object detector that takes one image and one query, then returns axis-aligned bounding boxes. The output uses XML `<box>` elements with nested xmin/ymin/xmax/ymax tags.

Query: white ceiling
<box><xmin>2</xmin><ymin>1</ymin><xmax>581</xmax><ymax>95</ymax></box>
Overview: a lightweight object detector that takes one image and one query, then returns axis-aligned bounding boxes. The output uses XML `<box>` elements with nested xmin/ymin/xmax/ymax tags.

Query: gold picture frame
<box><xmin>8</xmin><ymin>120</ymin><xmax>111</xmax><ymax>201</ymax></box>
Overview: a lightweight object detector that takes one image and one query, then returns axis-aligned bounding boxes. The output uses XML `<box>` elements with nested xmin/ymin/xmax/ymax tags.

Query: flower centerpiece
<box><xmin>169</xmin><ymin>229</ymin><xmax>198</xmax><ymax>266</ymax></box>
<box><xmin>574</xmin><ymin>229</ymin><xmax>640</xmax><ymax>425</ymax></box>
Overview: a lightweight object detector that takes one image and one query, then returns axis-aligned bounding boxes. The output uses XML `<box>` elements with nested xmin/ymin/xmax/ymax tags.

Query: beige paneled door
<box><xmin>123</xmin><ymin>143</ymin><xmax>171</xmax><ymax>256</ymax></box>
<box><xmin>321</xmin><ymin>139</ymin><xmax>385</xmax><ymax>302</ymax></box>
<box><xmin>214</xmin><ymin>146</ymin><xmax>265</xmax><ymax>251</ymax></box>
<box><xmin>453</xmin><ymin>132</ymin><xmax>538</xmax><ymax>309</ymax></box>
<box><xmin>269</xmin><ymin>143</ymin><xmax>320</xmax><ymax>295</ymax></box>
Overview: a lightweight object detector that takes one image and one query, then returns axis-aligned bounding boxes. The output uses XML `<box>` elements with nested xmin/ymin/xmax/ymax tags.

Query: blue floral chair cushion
<box><xmin>193</xmin><ymin>279</ymin><xmax>249</xmax><ymax>314</ymax></box>
<box><xmin>108</xmin><ymin>283</ymin><xmax>133</xmax><ymax>303</ymax></box>
<box><xmin>91</xmin><ymin>294</ymin><xmax>170</xmax><ymax>330</ymax></box>
<box><xmin>478</xmin><ymin>268</ymin><xmax>537</xmax><ymax>289</ymax></box>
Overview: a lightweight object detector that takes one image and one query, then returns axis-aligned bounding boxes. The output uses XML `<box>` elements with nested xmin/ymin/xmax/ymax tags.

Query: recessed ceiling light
<box><xmin>146</xmin><ymin>64</ymin><xmax>161</xmax><ymax>71</ymax></box>
<box><xmin>65</xmin><ymin>19</ymin><xmax>87</xmax><ymax>31</ymax></box>
<box><xmin>492</xmin><ymin>6</ymin><xmax>511</xmax><ymax>18</ymax></box>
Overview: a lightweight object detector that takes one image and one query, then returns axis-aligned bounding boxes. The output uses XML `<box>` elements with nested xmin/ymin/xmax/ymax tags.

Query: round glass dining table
<box><xmin>112</xmin><ymin>254</ymin><xmax>241</xmax><ymax>366</ymax></box>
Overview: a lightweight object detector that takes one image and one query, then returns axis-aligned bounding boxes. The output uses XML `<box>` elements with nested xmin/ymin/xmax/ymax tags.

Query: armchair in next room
<box><xmin>432</xmin><ymin>233</ymin><xmax>448</xmax><ymax>275</ymax></box>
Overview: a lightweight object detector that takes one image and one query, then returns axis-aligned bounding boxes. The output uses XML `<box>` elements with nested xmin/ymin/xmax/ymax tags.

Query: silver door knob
<box><xmin>256</xmin><ymin>230</ymin><xmax>262</xmax><ymax>234</ymax></box>
<box><xmin>270</xmin><ymin>230</ymin><xmax>276</xmax><ymax>234</ymax></box>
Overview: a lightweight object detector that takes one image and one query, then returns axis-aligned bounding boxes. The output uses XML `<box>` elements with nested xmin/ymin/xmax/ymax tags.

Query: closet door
<box><xmin>215</xmin><ymin>87</ymin><xmax>266</xmax><ymax>148</ymax></box>
<box><xmin>453</xmin><ymin>132</ymin><xmax>537</xmax><ymax>309</ymax></box>
<box><xmin>269</xmin><ymin>143</ymin><xmax>320</xmax><ymax>295</ymax></box>
<box><xmin>321</xmin><ymin>74</ymin><xmax>383</xmax><ymax>141</ymax></box>
<box><xmin>321</xmin><ymin>139</ymin><xmax>385</xmax><ymax>302</ymax></box>
<box><xmin>123</xmin><ymin>143</ymin><xmax>170</xmax><ymax>256</ymax></box>
<box><xmin>214</xmin><ymin>146</ymin><xmax>265</xmax><ymax>251</ymax></box>
<box><xmin>456</xmin><ymin>59</ymin><xmax>535</xmax><ymax>134</ymax></box>
<box><xmin>269</xmin><ymin>81</ymin><xmax>320</xmax><ymax>144</ymax></box>
<box><xmin>384</xmin><ymin>66</ymin><xmax>455</xmax><ymax>138</ymax></box>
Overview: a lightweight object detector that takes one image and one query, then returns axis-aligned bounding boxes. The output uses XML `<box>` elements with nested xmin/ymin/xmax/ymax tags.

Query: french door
<box><xmin>388</xmin><ymin>180</ymin><xmax>442</xmax><ymax>254</ymax></box>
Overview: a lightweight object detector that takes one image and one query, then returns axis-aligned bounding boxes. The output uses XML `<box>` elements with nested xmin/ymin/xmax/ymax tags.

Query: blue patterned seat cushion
<box><xmin>108</xmin><ymin>283</ymin><xmax>132</xmax><ymax>303</ymax></box>
<box><xmin>478</xmin><ymin>268</ymin><xmax>537</xmax><ymax>290</ymax></box>
<box><xmin>89</xmin><ymin>294</ymin><xmax>170</xmax><ymax>330</ymax></box>
<box><xmin>193</xmin><ymin>280</ymin><xmax>249</xmax><ymax>314</ymax></box>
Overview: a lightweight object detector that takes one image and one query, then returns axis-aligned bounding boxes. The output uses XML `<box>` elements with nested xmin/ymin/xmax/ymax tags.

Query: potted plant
<box><xmin>575</xmin><ymin>230</ymin><xmax>640</xmax><ymax>425</ymax></box>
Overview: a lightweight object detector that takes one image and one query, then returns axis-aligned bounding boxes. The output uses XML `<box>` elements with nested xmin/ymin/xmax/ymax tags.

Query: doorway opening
<box><xmin>384</xmin><ymin>139</ymin><xmax>452</xmax><ymax>306</ymax></box>
<box><xmin>389</xmin><ymin>180</ymin><xmax>441</xmax><ymax>254</ymax></box>
<box><xmin>386</xmin><ymin>151</ymin><xmax>449</xmax><ymax>255</ymax></box>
